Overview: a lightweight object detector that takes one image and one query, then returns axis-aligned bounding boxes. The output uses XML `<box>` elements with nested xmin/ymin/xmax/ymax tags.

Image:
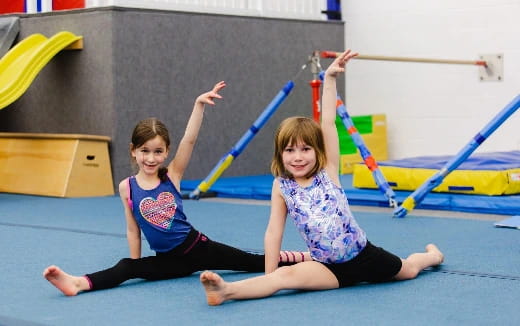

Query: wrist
<box><xmin>194</xmin><ymin>101</ymin><xmax>206</xmax><ymax>110</ymax></box>
<box><xmin>324</xmin><ymin>71</ymin><xmax>337</xmax><ymax>78</ymax></box>
<box><xmin>323</xmin><ymin>75</ymin><xmax>338</xmax><ymax>83</ymax></box>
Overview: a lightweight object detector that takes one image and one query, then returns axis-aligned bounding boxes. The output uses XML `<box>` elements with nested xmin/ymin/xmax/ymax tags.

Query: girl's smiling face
<box><xmin>282</xmin><ymin>141</ymin><xmax>317</xmax><ymax>181</ymax></box>
<box><xmin>132</xmin><ymin>135</ymin><xmax>169</xmax><ymax>176</ymax></box>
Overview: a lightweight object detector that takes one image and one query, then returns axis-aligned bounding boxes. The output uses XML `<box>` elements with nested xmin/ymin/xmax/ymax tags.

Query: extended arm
<box><xmin>264</xmin><ymin>180</ymin><xmax>288</xmax><ymax>273</ymax></box>
<box><xmin>322</xmin><ymin>49</ymin><xmax>358</xmax><ymax>180</ymax></box>
<box><xmin>168</xmin><ymin>81</ymin><xmax>226</xmax><ymax>189</ymax></box>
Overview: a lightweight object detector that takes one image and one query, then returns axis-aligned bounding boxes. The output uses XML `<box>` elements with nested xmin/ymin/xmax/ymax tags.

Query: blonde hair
<box><xmin>271</xmin><ymin>116</ymin><xmax>326</xmax><ymax>178</ymax></box>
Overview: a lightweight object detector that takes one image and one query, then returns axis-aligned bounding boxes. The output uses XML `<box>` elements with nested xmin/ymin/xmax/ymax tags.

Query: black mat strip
<box><xmin>426</xmin><ymin>268</ymin><xmax>520</xmax><ymax>281</ymax></box>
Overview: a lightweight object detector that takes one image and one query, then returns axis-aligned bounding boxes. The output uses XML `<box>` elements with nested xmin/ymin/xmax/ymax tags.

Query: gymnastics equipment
<box><xmin>0</xmin><ymin>132</ymin><xmax>114</xmax><ymax>197</ymax></box>
<box><xmin>335</xmin><ymin>96</ymin><xmax>397</xmax><ymax>208</ymax></box>
<box><xmin>320</xmin><ymin>51</ymin><xmax>487</xmax><ymax>66</ymax></box>
<box><xmin>309</xmin><ymin>51</ymin><xmax>322</xmax><ymax>122</ymax></box>
<box><xmin>188</xmin><ymin>80</ymin><xmax>295</xmax><ymax>199</ymax></box>
<box><xmin>309</xmin><ymin>78</ymin><xmax>321</xmax><ymax>122</ymax></box>
<box><xmin>394</xmin><ymin>94</ymin><xmax>520</xmax><ymax>218</ymax></box>
<box><xmin>320</xmin><ymin>51</ymin><xmax>503</xmax><ymax>82</ymax></box>
<box><xmin>353</xmin><ymin>151</ymin><xmax>520</xmax><ymax>196</ymax></box>
<box><xmin>313</xmin><ymin>67</ymin><xmax>396</xmax><ymax>207</ymax></box>
<box><xmin>338</xmin><ymin>114</ymin><xmax>388</xmax><ymax>174</ymax></box>
<box><xmin>0</xmin><ymin>31</ymin><xmax>83</xmax><ymax>110</ymax></box>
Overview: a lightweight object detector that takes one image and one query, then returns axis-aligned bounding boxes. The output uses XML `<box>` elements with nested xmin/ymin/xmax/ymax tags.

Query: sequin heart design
<box><xmin>139</xmin><ymin>192</ymin><xmax>177</xmax><ymax>229</ymax></box>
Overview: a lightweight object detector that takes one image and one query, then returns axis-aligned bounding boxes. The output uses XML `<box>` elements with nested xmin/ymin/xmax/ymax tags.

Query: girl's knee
<box><xmin>115</xmin><ymin>258</ymin><xmax>134</xmax><ymax>269</ymax></box>
<box><xmin>394</xmin><ymin>260</ymin><xmax>420</xmax><ymax>280</ymax></box>
<box><xmin>273</xmin><ymin>265</ymin><xmax>297</xmax><ymax>280</ymax></box>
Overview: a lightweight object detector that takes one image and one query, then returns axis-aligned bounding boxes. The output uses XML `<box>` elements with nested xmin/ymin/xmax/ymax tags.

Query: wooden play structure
<box><xmin>0</xmin><ymin>133</ymin><xmax>114</xmax><ymax>197</ymax></box>
<box><xmin>0</xmin><ymin>27</ymin><xmax>113</xmax><ymax>198</ymax></box>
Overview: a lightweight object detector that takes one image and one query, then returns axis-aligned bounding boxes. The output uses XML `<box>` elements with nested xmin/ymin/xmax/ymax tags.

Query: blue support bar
<box><xmin>189</xmin><ymin>80</ymin><xmax>295</xmax><ymax>199</ymax></box>
<box><xmin>394</xmin><ymin>94</ymin><xmax>520</xmax><ymax>217</ymax></box>
<box><xmin>319</xmin><ymin>71</ymin><xmax>397</xmax><ymax>207</ymax></box>
<box><xmin>336</xmin><ymin>97</ymin><xmax>397</xmax><ymax>208</ymax></box>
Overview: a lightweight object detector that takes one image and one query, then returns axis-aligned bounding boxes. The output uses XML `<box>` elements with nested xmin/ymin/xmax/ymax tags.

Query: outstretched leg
<box><xmin>43</xmin><ymin>265</ymin><xmax>91</xmax><ymax>296</ymax></box>
<box><xmin>192</xmin><ymin>237</ymin><xmax>311</xmax><ymax>272</ymax></box>
<box><xmin>200</xmin><ymin>261</ymin><xmax>338</xmax><ymax>305</ymax></box>
<box><xmin>394</xmin><ymin>244</ymin><xmax>444</xmax><ymax>280</ymax></box>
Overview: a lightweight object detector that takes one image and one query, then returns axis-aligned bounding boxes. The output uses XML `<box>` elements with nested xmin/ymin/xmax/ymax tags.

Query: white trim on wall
<box><xmin>85</xmin><ymin>0</ymin><xmax>328</xmax><ymax>20</ymax></box>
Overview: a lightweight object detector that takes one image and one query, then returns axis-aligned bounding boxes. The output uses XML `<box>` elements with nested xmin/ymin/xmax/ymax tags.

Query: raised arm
<box><xmin>321</xmin><ymin>50</ymin><xmax>358</xmax><ymax>179</ymax></box>
<box><xmin>168</xmin><ymin>81</ymin><xmax>226</xmax><ymax>189</ymax></box>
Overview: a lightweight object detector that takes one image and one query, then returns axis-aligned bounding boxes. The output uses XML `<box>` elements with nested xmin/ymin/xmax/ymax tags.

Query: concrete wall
<box><xmin>343</xmin><ymin>0</ymin><xmax>520</xmax><ymax>160</ymax></box>
<box><xmin>0</xmin><ymin>7</ymin><xmax>344</xmax><ymax>191</ymax></box>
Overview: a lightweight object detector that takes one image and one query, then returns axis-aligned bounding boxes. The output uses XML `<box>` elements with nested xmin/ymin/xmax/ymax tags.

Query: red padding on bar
<box><xmin>364</xmin><ymin>156</ymin><xmax>379</xmax><ymax>171</ymax></box>
<box><xmin>320</xmin><ymin>51</ymin><xmax>339</xmax><ymax>58</ymax></box>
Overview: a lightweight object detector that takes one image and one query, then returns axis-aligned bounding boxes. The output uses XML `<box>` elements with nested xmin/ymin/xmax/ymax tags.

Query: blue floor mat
<box><xmin>0</xmin><ymin>194</ymin><xmax>519</xmax><ymax>325</ymax></box>
<box><xmin>181</xmin><ymin>174</ymin><xmax>520</xmax><ymax>215</ymax></box>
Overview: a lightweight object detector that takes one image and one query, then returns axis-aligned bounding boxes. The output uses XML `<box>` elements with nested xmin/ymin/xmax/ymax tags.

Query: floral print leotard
<box><xmin>278</xmin><ymin>170</ymin><xmax>367</xmax><ymax>263</ymax></box>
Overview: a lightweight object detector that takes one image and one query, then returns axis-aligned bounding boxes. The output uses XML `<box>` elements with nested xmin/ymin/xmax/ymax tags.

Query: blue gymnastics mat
<box><xmin>353</xmin><ymin>151</ymin><xmax>520</xmax><ymax>196</ymax></box>
<box><xmin>181</xmin><ymin>174</ymin><xmax>520</xmax><ymax>215</ymax></box>
<box><xmin>0</xmin><ymin>193</ymin><xmax>519</xmax><ymax>325</ymax></box>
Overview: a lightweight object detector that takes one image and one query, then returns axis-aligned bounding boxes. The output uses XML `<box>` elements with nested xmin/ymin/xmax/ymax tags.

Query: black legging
<box><xmin>86</xmin><ymin>228</ymin><xmax>264</xmax><ymax>290</ymax></box>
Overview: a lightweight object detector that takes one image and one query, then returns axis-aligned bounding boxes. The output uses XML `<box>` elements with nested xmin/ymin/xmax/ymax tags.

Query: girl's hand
<box><xmin>196</xmin><ymin>81</ymin><xmax>226</xmax><ymax>106</ymax></box>
<box><xmin>325</xmin><ymin>49</ymin><xmax>358</xmax><ymax>78</ymax></box>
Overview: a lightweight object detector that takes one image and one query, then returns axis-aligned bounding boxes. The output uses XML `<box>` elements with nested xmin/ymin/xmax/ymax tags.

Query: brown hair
<box><xmin>270</xmin><ymin>116</ymin><xmax>326</xmax><ymax>179</ymax></box>
<box><xmin>130</xmin><ymin>117</ymin><xmax>171</xmax><ymax>181</ymax></box>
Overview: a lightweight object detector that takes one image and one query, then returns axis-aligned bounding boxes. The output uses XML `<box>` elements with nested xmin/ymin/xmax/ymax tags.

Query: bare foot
<box><xmin>200</xmin><ymin>271</ymin><xmax>227</xmax><ymax>306</ymax></box>
<box><xmin>426</xmin><ymin>244</ymin><xmax>444</xmax><ymax>265</ymax></box>
<box><xmin>43</xmin><ymin>265</ymin><xmax>88</xmax><ymax>296</ymax></box>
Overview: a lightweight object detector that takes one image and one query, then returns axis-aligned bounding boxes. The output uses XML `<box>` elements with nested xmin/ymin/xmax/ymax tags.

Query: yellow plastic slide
<box><xmin>0</xmin><ymin>31</ymin><xmax>82</xmax><ymax>110</ymax></box>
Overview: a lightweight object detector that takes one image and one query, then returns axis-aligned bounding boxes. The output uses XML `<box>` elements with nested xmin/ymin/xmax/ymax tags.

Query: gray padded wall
<box><xmin>0</xmin><ymin>7</ymin><xmax>344</xmax><ymax>192</ymax></box>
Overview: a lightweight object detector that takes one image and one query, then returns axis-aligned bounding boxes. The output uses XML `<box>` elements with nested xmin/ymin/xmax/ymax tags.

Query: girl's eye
<box><xmin>284</xmin><ymin>148</ymin><xmax>293</xmax><ymax>152</ymax></box>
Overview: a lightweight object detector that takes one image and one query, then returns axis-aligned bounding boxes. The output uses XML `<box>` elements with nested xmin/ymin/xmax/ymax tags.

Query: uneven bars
<box><xmin>321</xmin><ymin>51</ymin><xmax>487</xmax><ymax>67</ymax></box>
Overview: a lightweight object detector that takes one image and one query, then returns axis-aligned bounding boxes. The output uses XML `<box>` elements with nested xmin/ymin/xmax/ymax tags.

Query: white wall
<box><xmin>65</xmin><ymin>0</ymin><xmax>520</xmax><ymax>160</ymax></box>
<box><xmin>342</xmin><ymin>0</ymin><xmax>520</xmax><ymax>159</ymax></box>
